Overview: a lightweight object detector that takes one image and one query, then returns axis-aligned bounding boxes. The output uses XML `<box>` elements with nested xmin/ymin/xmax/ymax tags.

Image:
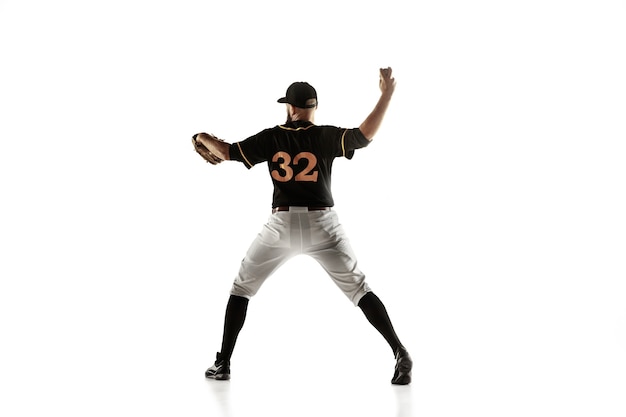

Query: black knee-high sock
<box><xmin>358</xmin><ymin>292</ymin><xmax>403</xmax><ymax>354</ymax></box>
<box><xmin>219</xmin><ymin>295</ymin><xmax>249</xmax><ymax>361</ymax></box>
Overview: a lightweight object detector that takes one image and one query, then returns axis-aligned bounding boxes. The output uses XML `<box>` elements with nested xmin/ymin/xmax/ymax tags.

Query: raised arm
<box><xmin>359</xmin><ymin>67</ymin><xmax>396</xmax><ymax>141</ymax></box>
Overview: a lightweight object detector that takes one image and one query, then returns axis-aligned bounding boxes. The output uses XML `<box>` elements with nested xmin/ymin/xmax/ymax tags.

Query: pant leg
<box><xmin>230</xmin><ymin>213</ymin><xmax>294</xmax><ymax>298</ymax></box>
<box><xmin>305</xmin><ymin>210</ymin><xmax>371</xmax><ymax>306</ymax></box>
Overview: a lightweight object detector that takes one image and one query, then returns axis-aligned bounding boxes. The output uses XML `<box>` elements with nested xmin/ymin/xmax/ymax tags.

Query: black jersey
<box><xmin>229</xmin><ymin>121</ymin><xmax>370</xmax><ymax>208</ymax></box>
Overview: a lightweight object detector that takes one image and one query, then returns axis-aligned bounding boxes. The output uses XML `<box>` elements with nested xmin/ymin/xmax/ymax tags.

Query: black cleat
<box><xmin>391</xmin><ymin>347</ymin><xmax>412</xmax><ymax>385</ymax></box>
<box><xmin>205</xmin><ymin>352</ymin><xmax>230</xmax><ymax>381</ymax></box>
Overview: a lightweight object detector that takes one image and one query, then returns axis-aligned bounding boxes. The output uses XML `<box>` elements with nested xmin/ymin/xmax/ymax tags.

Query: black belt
<box><xmin>272</xmin><ymin>206</ymin><xmax>330</xmax><ymax>213</ymax></box>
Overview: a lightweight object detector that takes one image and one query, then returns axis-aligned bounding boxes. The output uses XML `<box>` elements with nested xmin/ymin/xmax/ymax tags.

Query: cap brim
<box><xmin>277</xmin><ymin>97</ymin><xmax>288</xmax><ymax>103</ymax></box>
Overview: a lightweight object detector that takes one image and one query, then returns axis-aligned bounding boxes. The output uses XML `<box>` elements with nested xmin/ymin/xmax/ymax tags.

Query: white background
<box><xmin>1</xmin><ymin>0</ymin><xmax>625</xmax><ymax>416</ymax></box>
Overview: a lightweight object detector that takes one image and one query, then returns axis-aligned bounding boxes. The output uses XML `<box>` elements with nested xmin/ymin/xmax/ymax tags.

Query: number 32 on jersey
<box><xmin>271</xmin><ymin>151</ymin><xmax>318</xmax><ymax>182</ymax></box>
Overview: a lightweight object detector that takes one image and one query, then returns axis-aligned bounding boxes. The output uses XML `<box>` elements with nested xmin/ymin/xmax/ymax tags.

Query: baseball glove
<box><xmin>192</xmin><ymin>133</ymin><xmax>223</xmax><ymax>165</ymax></box>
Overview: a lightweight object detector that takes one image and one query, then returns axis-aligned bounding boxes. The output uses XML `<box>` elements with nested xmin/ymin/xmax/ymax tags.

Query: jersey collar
<box><xmin>280</xmin><ymin>121</ymin><xmax>315</xmax><ymax>131</ymax></box>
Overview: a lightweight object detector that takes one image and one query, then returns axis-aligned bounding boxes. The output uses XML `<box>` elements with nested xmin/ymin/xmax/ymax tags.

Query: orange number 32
<box><xmin>271</xmin><ymin>151</ymin><xmax>319</xmax><ymax>182</ymax></box>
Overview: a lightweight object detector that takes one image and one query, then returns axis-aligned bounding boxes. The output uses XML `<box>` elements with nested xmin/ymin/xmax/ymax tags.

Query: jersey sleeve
<box><xmin>337</xmin><ymin>127</ymin><xmax>370</xmax><ymax>159</ymax></box>
<box><xmin>228</xmin><ymin>129</ymin><xmax>273</xmax><ymax>169</ymax></box>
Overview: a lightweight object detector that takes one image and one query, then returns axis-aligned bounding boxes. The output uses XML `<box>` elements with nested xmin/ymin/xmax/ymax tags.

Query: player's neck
<box><xmin>289</xmin><ymin>115</ymin><xmax>314</xmax><ymax>123</ymax></box>
<box><xmin>288</xmin><ymin>107</ymin><xmax>315</xmax><ymax>123</ymax></box>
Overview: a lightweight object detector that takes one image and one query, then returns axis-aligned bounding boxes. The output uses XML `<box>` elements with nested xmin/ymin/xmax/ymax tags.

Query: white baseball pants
<box><xmin>230</xmin><ymin>207</ymin><xmax>371</xmax><ymax>306</ymax></box>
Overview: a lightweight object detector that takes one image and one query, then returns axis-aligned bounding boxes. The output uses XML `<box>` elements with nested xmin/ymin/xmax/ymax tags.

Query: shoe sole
<box><xmin>206</xmin><ymin>372</ymin><xmax>230</xmax><ymax>381</ymax></box>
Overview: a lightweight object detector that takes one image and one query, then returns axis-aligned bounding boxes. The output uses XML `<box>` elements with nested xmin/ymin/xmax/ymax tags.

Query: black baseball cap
<box><xmin>277</xmin><ymin>82</ymin><xmax>318</xmax><ymax>108</ymax></box>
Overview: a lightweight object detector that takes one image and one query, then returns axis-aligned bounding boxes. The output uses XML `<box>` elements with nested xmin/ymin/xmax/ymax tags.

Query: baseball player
<box><xmin>193</xmin><ymin>67</ymin><xmax>412</xmax><ymax>385</ymax></box>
